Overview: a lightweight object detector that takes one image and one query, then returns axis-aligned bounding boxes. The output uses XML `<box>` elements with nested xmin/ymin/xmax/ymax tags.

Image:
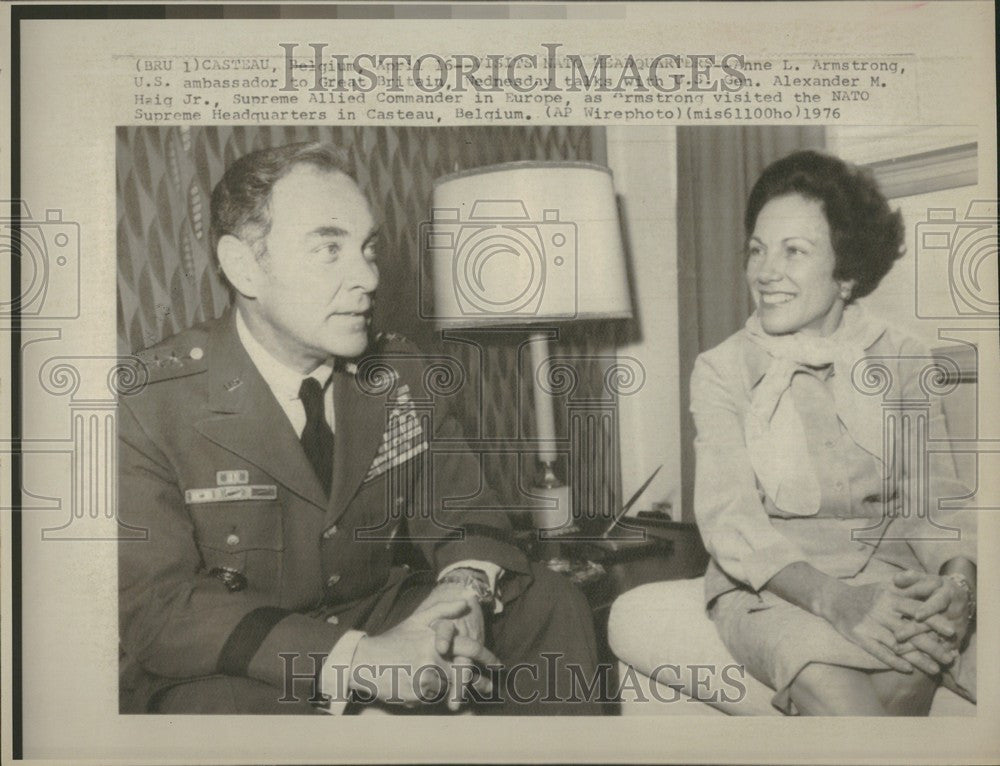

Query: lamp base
<box><xmin>531</xmin><ymin>461</ymin><xmax>575</xmax><ymax>560</ymax></box>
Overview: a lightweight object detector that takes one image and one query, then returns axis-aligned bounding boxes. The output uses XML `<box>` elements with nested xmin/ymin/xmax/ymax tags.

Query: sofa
<box><xmin>608</xmin><ymin>577</ymin><xmax>975</xmax><ymax>716</ymax></box>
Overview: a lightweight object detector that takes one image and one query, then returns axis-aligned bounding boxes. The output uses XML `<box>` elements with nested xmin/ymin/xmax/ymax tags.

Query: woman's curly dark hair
<box><xmin>744</xmin><ymin>150</ymin><xmax>905</xmax><ymax>300</ymax></box>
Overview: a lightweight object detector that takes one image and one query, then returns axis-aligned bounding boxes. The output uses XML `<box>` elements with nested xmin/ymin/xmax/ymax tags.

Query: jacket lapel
<box><xmin>328</xmin><ymin>366</ymin><xmax>388</xmax><ymax>521</ymax></box>
<box><xmin>194</xmin><ymin>311</ymin><xmax>328</xmax><ymax>513</ymax></box>
<box><xmin>742</xmin><ymin>335</ymin><xmax>773</xmax><ymax>394</ymax></box>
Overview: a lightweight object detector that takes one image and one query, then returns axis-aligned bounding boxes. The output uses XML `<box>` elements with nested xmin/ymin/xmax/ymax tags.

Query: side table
<box><xmin>529</xmin><ymin>517</ymin><xmax>710</xmax><ymax>713</ymax></box>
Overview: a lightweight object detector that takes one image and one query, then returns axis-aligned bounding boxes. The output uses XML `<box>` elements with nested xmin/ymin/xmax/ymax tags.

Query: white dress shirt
<box><xmin>236</xmin><ymin>310</ymin><xmax>335</xmax><ymax>436</ymax></box>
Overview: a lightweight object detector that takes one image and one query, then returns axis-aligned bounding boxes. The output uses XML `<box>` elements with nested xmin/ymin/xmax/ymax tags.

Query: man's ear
<box><xmin>216</xmin><ymin>234</ymin><xmax>262</xmax><ymax>298</ymax></box>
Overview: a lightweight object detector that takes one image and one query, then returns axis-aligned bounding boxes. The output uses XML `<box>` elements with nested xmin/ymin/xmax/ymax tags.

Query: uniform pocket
<box><xmin>188</xmin><ymin>502</ymin><xmax>284</xmax><ymax>591</ymax></box>
<box><xmin>189</xmin><ymin>501</ymin><xmax>284</xmax><ymax>551</ymax></box>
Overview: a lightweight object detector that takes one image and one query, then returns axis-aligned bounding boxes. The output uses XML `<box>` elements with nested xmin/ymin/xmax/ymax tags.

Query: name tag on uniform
<box><xmin>216</xmin><ymin>470</ymin><xmax>249</xmax><ymax>486</ymax></box>
<box><xmin>185</xmin><ymin>485</ymin><xmax>278</xmax><ymax>504</ymax></box>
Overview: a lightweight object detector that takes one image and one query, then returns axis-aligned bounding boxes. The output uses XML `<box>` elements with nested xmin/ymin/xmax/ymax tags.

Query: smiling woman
<box><xmin>690</xmin><ymin>150</ymin><xmax>977</xmax><ymax>716</ymax></box>
<box><xmin>743</xmin><ymin>150</ymin><xmax>906</xmax><ymax>320</ymax></box>
<box><xmin>745</xmin><ymin>194</ymin><xmax>848</xmax><ymax>337</ymax></box>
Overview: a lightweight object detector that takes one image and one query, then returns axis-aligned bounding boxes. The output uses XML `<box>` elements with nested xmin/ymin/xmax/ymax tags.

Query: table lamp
<box><xmin>423</xmin><ymin>160</ymin><xmax>632</xmax><ymax>534</ymax></box>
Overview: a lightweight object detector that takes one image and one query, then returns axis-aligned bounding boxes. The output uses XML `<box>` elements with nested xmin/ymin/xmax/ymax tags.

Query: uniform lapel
<box><xmin>328</xmin><ymin>366</ymin><xmax>387</xmax><ymax>520</ymax></box>
<box><xmin>194</xmin><ymin>311</ymin><xmax>328</xmax><ymax>512</ymax></box>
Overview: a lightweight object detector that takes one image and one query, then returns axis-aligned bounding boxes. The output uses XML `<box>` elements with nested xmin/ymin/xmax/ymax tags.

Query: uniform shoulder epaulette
<box><xmin>133</xmin><ymin>333</ymin><xmax>210</xmax><ymax>384</ymax></box>
<box><xmin>363</xmin><ymin>331</ymin><xmax>419</xmax><ymax>359</ymax></box>
<box><xmin>374</xmin><ymin>330</ymin><xmax>411</xmax><ymax>348</ymax></box>
<box><xmin>346</xmin><ymin>332</ymin><xmax>424</xmax><ymax>394</ymax></box>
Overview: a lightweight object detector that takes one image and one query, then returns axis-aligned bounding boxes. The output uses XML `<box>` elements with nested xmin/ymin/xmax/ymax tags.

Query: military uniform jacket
<box><xmin>118</xmin><ymin>310</ymin><xmax>530</xmax><ymax>711</ymax></box>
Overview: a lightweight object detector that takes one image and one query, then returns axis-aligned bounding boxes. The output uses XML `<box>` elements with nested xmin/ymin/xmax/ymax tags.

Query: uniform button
<box><xmin>189</xmin><ymin>347</ymin><xmax>204</xmax><ymax>361</ymax></box>
<box><xmin>326</xmin><ymin>614</ymin><xmax>339</xmax><ymax>625</ymax></box>
<box><xmin>322</xmin><ymin>525</ymin><xmax>338</xmax><ymax>539</ymax></box>
<box><xmin>327</xmin><ymin>573</ymin><xmax>341</xmax><ymax>586</ymax></box>
<box><xmin>226</xmin><ymin>533</ymin><xmax>240</xmax><ymax>546</ymax></box>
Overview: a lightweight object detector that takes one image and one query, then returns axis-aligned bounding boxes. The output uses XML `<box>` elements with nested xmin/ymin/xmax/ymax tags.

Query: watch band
<box><xmin>944</xmin><ymin>572</ymin><xmax>976</xmax><ymax>622</ymax></box>
<box><xmin>439</xmin><ymin>569</ymin><xmax>494</xmax><ymax>605</ymax></box>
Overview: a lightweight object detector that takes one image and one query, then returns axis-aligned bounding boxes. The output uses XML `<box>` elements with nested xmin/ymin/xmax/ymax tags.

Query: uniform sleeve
<box><xmin>409</xmin><ymin>395</ymin><xmax>532</xmax><ymax>586</ymax></box>
<box><xmin>384</xmin><ymin>342</ymin><xmax>532</xmax><ymax>594</ymax></box>
<box><xmin>690</xmin><ymin>353</ymin><xmax>807</xmax><ymax>591</ymax></box>
<box><xmin>891</xmin><ymin>338</ymin><xmax>977</xmax><ymax>573</ymax></box>
<box><xmin>117</xmin><ymin>399</ymin><xmax>343</xmax><ymax>692</ymax></box>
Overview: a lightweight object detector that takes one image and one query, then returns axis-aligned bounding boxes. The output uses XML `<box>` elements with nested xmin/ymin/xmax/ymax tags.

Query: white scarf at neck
<box><xmin>743</xmin><ymin>305</ymin><xmax>888</xmax><ymax>516</ymax></box>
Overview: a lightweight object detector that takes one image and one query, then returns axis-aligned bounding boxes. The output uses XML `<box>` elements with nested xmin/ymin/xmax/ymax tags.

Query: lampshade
<box><xmin>422</xmin><ymin>161</ymin><xmax>632</xmax><ymax>327</ymax></box>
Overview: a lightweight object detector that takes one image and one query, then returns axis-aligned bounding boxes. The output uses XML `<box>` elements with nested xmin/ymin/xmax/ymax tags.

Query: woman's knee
<box><xmin>789</xmin><ymin>663</ymin><xmax>887</xmax><ymax>716</ymax></box>
<box><xmin>869</xmin><ymin>666</ymin><xmax>937</xmax><ymax>715</ymax></box>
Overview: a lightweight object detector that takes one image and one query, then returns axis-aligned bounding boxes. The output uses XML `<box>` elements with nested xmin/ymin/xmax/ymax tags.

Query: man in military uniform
<box><xmin>118</xmin><ymin>141</ymin><xmax>600</xmax><ymax>715</ymax></box>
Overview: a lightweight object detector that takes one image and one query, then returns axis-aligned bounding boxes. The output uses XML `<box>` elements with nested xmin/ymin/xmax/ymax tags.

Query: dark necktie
<box><xmin>299</xmin><ymin>376</ymin><xmax>334</xmax><ymax>496</ymax></box>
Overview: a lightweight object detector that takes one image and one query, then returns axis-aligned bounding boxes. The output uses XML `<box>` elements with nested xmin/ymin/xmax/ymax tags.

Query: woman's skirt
<box><xmin>709</xmin><ymin>557</ymin><xmax>976</xmax><ymax>714</ymax></box>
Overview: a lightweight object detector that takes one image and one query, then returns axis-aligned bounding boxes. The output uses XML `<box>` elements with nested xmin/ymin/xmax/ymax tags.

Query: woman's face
<box><xmin>746</xmin><ymin>193</ymin><xmax>849</xmax><ymax>337</ymax></box>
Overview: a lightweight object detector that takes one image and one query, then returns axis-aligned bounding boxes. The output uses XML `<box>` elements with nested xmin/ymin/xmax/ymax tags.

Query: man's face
<box><xmin>242</xmin><ymin>164</ymin><xmax>379</xmax><ymax>369</ymax></box>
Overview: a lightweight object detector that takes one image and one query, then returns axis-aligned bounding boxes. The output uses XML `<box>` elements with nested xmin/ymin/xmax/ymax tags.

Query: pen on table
<box><xmin>600</xmin><ymin>464</ymin><xmax>663</xmax><ymax>538</ymax></box>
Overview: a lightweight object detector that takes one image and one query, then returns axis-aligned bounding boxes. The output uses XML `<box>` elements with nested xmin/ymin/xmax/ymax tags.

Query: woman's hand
<box><xmin>820</xmin><ymin>580</ymin><xmax>950</xmax><ymax>674</ymax></box>
<box><xmin>892</xmin><ymin>570</ymin><xmax>974</xmax><ymax>648</ymax></box>
<box><xmin>765</xmin><ymin>562</ymin><xmax>953</xmax><ymax>675</ymax></box>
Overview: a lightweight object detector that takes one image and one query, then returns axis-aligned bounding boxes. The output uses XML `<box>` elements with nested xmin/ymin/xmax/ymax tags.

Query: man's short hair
<box><xmin>209</xmin><ymin>142</ymin><xmax>355</xmax><ymax>267</ymax></box>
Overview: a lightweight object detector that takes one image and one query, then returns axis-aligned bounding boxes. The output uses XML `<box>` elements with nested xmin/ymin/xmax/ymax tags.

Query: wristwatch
<box><xmin>439</xmin><ymin>568</ymin><xmax>495</xmax><ymax>606</ymax></box>
<box><xmin>944</xmin><ymin>572</ymin><xmax>976</xmax><ymax>622</ymax></box>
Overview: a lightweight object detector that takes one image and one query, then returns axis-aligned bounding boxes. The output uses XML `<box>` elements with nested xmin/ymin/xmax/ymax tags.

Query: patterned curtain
<box><xmin>116</xmin><ymin>126</ymin><xmax>613</xmax><ymax>513</ymax></box>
